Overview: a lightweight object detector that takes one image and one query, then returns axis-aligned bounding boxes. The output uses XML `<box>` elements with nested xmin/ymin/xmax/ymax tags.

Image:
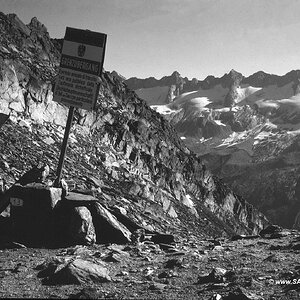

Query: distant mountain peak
<box><xmin>229</xmin><ymin>69</ymin><xmax>240</xmax><ymax>75</ymax></box>
<box><xmin>171</xmin><ymin>70</ymin><xmax>181</xmax><ymax>77</ymax></box>
<box><xmin>27</xmin><ymin>16</ymin><xmax>48</xmax><ymax>33</ymax></box>
<box><xmin>29</xmin><ymin>16</ymin><xmax>42</xmax><ymax>25</ymax></box>
<box><xmin>6</xmin><ymin>13</ymin><xmax>31</xmax><ymax>37</ymax></box>
<box><xmin>226</xmin><ymin>69</ymin><xmax>243</xmax><ymax>84</ymax></box>
<box><xmin>111</xmin><ymin>70</ymin><xmax>127</xmax><ymax>82</ymax></box>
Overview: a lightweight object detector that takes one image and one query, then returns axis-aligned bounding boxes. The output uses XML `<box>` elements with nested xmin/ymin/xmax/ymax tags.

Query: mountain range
<box><xmin>122</xmin><ymin>69</ymin><xmax>300</xmax><ymax>228</ymax></box>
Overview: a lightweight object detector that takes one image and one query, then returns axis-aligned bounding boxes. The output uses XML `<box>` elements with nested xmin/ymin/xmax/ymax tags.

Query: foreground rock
<box><xmin>54</xmin><ymin>191</ymin><xmax>132</xmax><ymax>246</ymax></box>
<box><xmin>0</xmin><ymin>231</ymin><xmax>299</xmax><ymax>299</ymax></box>
<box><xmin>68</xmin><ymin>206</ymin><xmax>96</xmax><ymax>246</ymax></box>
<box><xmin>1</xmin><ymin>178</ymin><xmax>134</xmax><ymax>246</ymax></box>
<box><xmin>91</xmin><ymin>202</ymin><xmax>132</xmax><ymax>244</ymax></box>
<box><xmin>37</xmin><ymin>257</ymin><xmax>111</xmax><ymax>285</ymax></box>
<box><xmin>223</xmin><ymin>286</ymin><xmax>264</xmax><ymax>300</ymax></box>
<box><xmin>6</xmin><ymin>182</ymin><xmax>61</xmax><ymax>245</ymax></box>
<box><xmin>197</xmin><ymin>267</ymin><xmax>233</xmax><ymax>284</ymax></box>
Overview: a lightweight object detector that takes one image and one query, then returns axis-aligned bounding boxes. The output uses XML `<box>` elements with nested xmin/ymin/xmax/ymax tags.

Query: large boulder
<box><xmin>91</xmin><ymin>202</ymin><xmax>132</xmax><ymax>244</ymax></box>
<box><xmin>54</xmin><ymin>192</ymin><xmax>132</xmax><ymax>245</ymax></box>
<box><xmin>38</xmin><ymin>257</ymin><xmax>111</xmax><ymax>285</ymax></box>
<box><xmin>8</xmin><ymin>182</ymin><xmax>62</xmax><ymax>245</ymax></box>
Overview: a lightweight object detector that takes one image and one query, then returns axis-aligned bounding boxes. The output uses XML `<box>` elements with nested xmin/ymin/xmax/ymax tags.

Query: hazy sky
<box><xmin>1</xmin><ymin>0</ymin><xmax>300</xmax><ymax>80</ymax></box>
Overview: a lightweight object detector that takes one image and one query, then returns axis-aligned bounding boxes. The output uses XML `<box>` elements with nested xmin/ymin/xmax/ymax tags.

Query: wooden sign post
<box><xmin>53</xmin><ymin>27</ymin><xmax>107</xmax><ymax>187</ymax></box>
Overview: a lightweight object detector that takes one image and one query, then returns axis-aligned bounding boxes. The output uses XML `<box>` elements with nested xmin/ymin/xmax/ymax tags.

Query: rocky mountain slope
<box><xmin>128</xmin><ymin>69</ymin><xmax>300</xmax><ymax>229</ymax></box>
<box><xmin>0</xmin><ymin>11</ymin><xmax>269</xmax><ymax>244</ymax></box>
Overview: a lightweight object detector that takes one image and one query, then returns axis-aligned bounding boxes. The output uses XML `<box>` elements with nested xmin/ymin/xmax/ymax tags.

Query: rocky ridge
<box><xmin>125</xmin><ymin>69</ymin><xmax>300</xmax><ymax>103</ymax></box>
<box><xmin>125</xmin><ymin>68</ymin><xmax>300</xmax><ymax>112</ymax></box>
<box><xmin>125</xmin><ymin>71</ymin><xmax>188</xmax><ymax>104</ymax></box>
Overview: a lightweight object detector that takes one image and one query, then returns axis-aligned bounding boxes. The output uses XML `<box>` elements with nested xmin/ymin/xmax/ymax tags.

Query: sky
<box><xmin>1</xmin><ymin>0</ymin><xmax>300</xmax><ymax>80</ymax></box>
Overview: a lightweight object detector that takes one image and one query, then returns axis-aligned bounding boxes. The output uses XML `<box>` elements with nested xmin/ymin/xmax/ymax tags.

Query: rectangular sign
<box><xmin>53</xmin><ymin>27</ymin><xmax>107</xmax><ymax>111</ymax></box>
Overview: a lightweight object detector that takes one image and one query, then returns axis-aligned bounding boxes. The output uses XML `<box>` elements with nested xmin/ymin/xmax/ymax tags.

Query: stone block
<box><xmin>9</xmin><ymin>183</ymin><xmax>62</xmax><ymax>245</ymax></box>
<box><xmin>91</xmin><ymin>202</ymin><xmax>131</xmax><ymax>244</ymax></box>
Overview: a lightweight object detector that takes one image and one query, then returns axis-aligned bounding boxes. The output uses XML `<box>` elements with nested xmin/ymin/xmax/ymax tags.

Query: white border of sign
<box><xmin>53</xmin><ymin>27</ymin><xmax>107</xmax><ymax>111</ymax></box>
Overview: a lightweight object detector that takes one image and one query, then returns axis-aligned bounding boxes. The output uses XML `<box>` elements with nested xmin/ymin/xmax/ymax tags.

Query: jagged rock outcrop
<box><xmin>0</xmin><ymin>12</ymin><xmax>65</xmax><ymax>126</ymax></box>
<box><xmin>243</xmin><ymin>70</ymin><xmax>300</xmax><ymax>89</ymax></box>
<box><xmin>128</xmin><ymin>69</ymin><xmax>300</xmax><ymax>100</ymax></box>
<box><xmin>125</xmin><ymin>71</ymin><xmax>185</xmax><ymax>91</ymax></box>
<box><xmin>125</xmin><ymin>71</ymin><xmax>186</xmax><ymax>104</ymax></box>
<box><xmin>110</xmin><ymin>70</ymin><xmax>126</xmax><ymax>82</ymax></box>
<box><xmin>292</xmin><ymin>78</ymin><xmax>300</xmax><ymax>95</ymax></box>
<box><xmin>243</xmin><ymin>70</ymin><xmax>279</xmax><ymax>87</ymax></box>
<box><xmin>0</xmin><ymin>12</ymin><xmax>269</xmax><ymax>237</ymax></box>
<box><xmin>223</xmin><ymin>69</ymin><xmax>243</xmax><ymax>107</ymax></box>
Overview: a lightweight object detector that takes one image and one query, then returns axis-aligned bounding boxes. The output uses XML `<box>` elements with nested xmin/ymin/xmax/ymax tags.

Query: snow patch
<box><xmin>235</xmin><ymin>85</ymin><xmax>262</xmax><ymax>104</ymax></box>
<box><xmin>183</xmin><ymin>194</ymin><xmax>195</xmax><ymax>208</ymax></box>
<box><xmin>151</xmin><ymin>104</ymin><xmax>178</xmax><ymax>115</ymax></box>
<box><xmin>169</xmin><ymin>84</ymin><xmax>228</xmax><ymax>111</ymax></box>
<box><xmin>182</xmin><ymin>194</ymin><xmax>198</xmax><ymax>217</ymax></box>
<box><xmin>214</xmin><ymin>120</ymin><xmax>226</xmax><ymax>127</ymax></box>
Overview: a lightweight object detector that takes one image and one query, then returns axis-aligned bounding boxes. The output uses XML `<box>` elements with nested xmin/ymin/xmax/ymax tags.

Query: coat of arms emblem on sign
<box><xmin>77</xmin><ymin>44</ymin><xmax>86</xmax><ymax>57</ymax></box>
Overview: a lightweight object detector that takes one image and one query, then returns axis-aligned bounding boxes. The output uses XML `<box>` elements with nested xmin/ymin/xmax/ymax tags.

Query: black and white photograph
<box><xmin>0</xmin><ymin>0</ymin><xmax>300</xmax><ymax>299</ymax></box>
